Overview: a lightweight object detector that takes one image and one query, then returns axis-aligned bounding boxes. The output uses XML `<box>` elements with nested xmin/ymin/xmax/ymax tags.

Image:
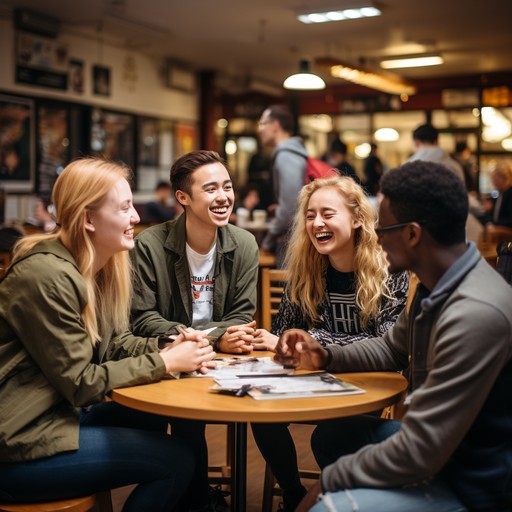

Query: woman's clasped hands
<box><xmin>159</xmin><ymin>327</ymin><xmax>217</xmax><ymax>374</ymax></box>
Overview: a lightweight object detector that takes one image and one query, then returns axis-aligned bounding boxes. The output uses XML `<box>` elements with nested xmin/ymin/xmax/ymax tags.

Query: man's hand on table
<box><xmin>274</xmin><ymin>329</ymin><xmax>329</xmax><ymax>370</ymax></box>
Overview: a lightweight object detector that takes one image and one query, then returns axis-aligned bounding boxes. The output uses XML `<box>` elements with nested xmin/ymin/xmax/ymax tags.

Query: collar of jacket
<box><xmin>163</xmin><ymin>212</ymin><xmax>239</xmax><ymax>261</ymax></box>
<box><xmin>419</xmin><ymin>241</ymin><xmax>481</xmax><ymax>313</ymax></box>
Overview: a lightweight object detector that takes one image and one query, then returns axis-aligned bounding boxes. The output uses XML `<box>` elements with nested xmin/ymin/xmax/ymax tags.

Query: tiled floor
<box><xmin>108</xmin><ymin>423</ymin><xmax>318</xmax><ymax>512</ymax></box>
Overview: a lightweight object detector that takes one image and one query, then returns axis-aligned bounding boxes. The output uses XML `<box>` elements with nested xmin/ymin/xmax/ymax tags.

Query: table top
<box><xmin>111</xmin><ymin>364</ymin><xmax>407</xmax><ymax>423</ymax></box>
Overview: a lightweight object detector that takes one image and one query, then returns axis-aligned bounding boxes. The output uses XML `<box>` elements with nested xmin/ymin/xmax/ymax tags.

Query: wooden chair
<box><xmin>0</xmin><ymin>491</ymin><xmax>112</xmax><ymax>512</ymax></box>
<box><xmin>207</xmin><ymin>423</ymin><xmax>235</xmax><ymax>495</ymax></box>
<box><xmin>477</xmin><ymin>226</ymin><xmax>512</xmax><ymax>268</ymax></box>
<box><xmin>260</xmin><ymin>268</ymin><xmax>288</xmax><ymax>331</ymax></box>
<box><xmin>259</xmin><ymin>268</ymin><xmax>320</xmax><ymax>511</ymax></box>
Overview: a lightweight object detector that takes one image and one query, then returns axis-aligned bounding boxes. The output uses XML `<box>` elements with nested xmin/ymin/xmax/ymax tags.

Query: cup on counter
<box><xmin>236</xmin><ymin>207</ymin><xmax>250</xmax><ymax>228</ymax></box>
<box><xmin>252</xmin><ymin>209</ymin><xmax>267</xmax><ymax>226</ymax></box>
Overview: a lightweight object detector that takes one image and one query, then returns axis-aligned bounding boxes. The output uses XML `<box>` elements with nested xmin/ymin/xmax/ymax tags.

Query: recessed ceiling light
<box><xmin>297</xmin><ymin>3</ymin><xmax>381</xmax><ymax>24</ymax></box>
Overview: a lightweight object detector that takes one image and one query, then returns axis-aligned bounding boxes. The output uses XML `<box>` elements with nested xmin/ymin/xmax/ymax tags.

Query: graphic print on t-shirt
<box><xmin>191</xmin><ymin>273</ymin><xmax>214</xmax><ymax>304</ymax></box>
<box><xmin>186</xmin><ymin>242</ymin><xmax>216</xmax><ymax>329</ymax></box>
<box><xmin>329</xmin><ymin>291</ymin><xmax>360</xmax><ymax>334</ymax></box>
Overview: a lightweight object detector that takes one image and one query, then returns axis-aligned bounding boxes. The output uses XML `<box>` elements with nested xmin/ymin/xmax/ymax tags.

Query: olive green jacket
<box><xmin>130</xmin><ymin>214</ymin><xmax>259</xmax><ymax>343</ymax></box>
<box><xmin>0</xmin><ymin>240</ymin><xmax>165</xmax><ymax>462</ymax></box>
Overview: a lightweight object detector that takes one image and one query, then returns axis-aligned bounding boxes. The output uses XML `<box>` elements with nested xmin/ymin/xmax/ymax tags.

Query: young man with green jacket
<box><xmin>130</xmin><ymin>150</ymin><xmax>259</xmax><ymax>512</ymax></box>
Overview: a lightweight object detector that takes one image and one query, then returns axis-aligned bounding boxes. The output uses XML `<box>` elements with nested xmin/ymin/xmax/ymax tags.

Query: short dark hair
<box><xmin>265</xmin><ymin>104</ymin><xmax>293</xmax><ymax>133</ymax></box>
<box><xmin>155</xmin><ymin>180</ymin><xmax>171</xmax><ymax>191</ymax></box>
<box><xmin>330</xmin><ymin>138</ymin><xmax>347</xmax><ymax>155</ymax></box>
<box><xmin>412</xmin><ymin>123</ymin><xmax>438</xmax><ymax>144</ymax></box>
<box><xmin>380</xmin><ymin>160</ymin><xmax>468</xmax><ymax>245</ymax></box>
<box><xmin>170</xmin><ymin>150</ymin><xmax>227</xmax><ymax>195</ymax></box>
<box><xmin>455</xmin><ymin>141</ymin><xmax>468</xmax><ymax>153</ymax></box>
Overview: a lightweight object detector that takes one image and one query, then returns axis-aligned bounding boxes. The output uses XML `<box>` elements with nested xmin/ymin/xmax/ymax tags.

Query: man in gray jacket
<box><xmin>258</xmin><ymin>104</ymin><xmax>307</xmax><ymax>267</ymax></box>
<box><xmin>275</xmin><ymin>160</ymin><xmax>512</xmax><ymax>512</ymax></box>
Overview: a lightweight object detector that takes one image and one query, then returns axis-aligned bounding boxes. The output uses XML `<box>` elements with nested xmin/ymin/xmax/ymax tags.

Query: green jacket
<box><xmin>130</xmin><ymin>214</ymin><xmax>259</xmax><ymax>344</ymax></box>
<box><xmin>0</xmin><ymin>240</ymin><xmax>165</xmax><ymax>462</ymax></box>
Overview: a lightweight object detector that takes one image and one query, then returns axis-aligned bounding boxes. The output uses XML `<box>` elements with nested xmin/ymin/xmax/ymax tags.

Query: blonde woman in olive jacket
<box><xmin>0</xmin><ymin>157</ymin><xmax>215</xmax><ymax>511</ymax></box>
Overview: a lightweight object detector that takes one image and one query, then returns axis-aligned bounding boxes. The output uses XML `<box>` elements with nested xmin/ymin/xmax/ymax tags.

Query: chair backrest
<box><xmin>260</xmin><ymin>268</ymin><xmax>289</xmax><ymax>331</ymax></box>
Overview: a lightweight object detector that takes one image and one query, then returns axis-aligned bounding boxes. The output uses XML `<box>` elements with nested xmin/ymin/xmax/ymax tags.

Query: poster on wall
<box><xmin>69</xmin><ymin>59</ymin><xmax>84</xmax><ymax>94</ymax></box>
<box><xmin>16</xmin><ymin>33</ymin><xmax>68</xmax><ymax>90</ymax></box>
<box><xmin>0</xmin><ymin>94</ymin><xmax>34</xmax><ymax>192</ymax></box>
<box><xmin>92</xmin><ymin>65</ymin><xmax>111</xmax><ymax>96</ymax></box>
<box><xmin>90</xmin><ymin>108</ymin><xmax>134</xmax><ymax>169</ymax></box>
<box><xmin>37</xmin><ymin>104</ymin><xmax>70</xmax><ymax>197</ymax></box>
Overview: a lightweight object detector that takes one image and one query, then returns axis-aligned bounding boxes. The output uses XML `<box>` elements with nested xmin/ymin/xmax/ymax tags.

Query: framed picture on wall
<box><xmin>92</xmin><ymin>65</ymin><xmax>111</xmax><ymax>96</ymax></box>
<box><xmin>37</xmin><ymin>103</ymin><xmax>70</xmax><ymax>197</ymax></box>
<box><xmin>0</xmin><ymin>94</ymin><xmax>35</xmax><ymax>192</ymax></box>
<box><xmin>69</xmin><ymin>59</ymin><xmax>84</xmax><ymax>94</ymax></box>
<box><xmin>90</xmin><ymin>107</ymin><xmax>134</xmax><ymax>170</ymax></box>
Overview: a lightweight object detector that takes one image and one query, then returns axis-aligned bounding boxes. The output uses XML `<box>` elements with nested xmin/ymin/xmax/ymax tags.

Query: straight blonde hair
<box><xmin>12</xmin><ymin>157</ymin><xmax>133</xmax><ymax>345</ymax></box>
<box><xmin>285</xmin><ymin>176</ymin><xmax>390</xmax><ymax>328</ymax></box>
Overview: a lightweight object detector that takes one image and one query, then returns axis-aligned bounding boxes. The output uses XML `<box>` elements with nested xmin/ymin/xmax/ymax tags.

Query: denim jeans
<box><xmin>310</xmin><ymin>415</ymin><xmax>468</xmax><ymax>512</ymax></box>
<box><xmin>309</xmin><ymin>482</ymin><xmax>468</xmax><ymax>512</ymax></box>
<box><xmin>0</xmin><ymin>402</ymin><xmax>194</xmax><ymax>512</ymax></box>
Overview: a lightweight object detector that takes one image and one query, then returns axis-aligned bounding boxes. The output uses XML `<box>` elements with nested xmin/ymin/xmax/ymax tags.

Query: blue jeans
<box><xmin>310</xmin><ymin>415</ymin><xmax>468</xmax><ymax>512</ymax></box>
<box><xmin>0</xmin><ymin>402</ymin><xmax>194</xmax><ymax>512</ymax></box>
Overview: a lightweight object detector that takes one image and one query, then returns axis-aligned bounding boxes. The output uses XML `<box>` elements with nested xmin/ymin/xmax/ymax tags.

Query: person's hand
<box><xmin>217</xmin><ymin>321</ymin><xmax>256</xmax><ymax>354</ymax></box>
<box><xmin>159</xmin><ymin>326</ymin><xmax>210</xmax><ymax>349</ymax></box>
<box><xmin>296</xmin><ymin>481</ymin><xmax>322</xmax><ymax>512</ymax></box>
<box><xmin>274</xmin><ymin>329</ymin><xmax>328</xmax><ymax>370</ymax></box>
<box><xmin>159</xmin><ymin>337</ymin><xmax>216</xmax><ymax>374</ymax></box>
<box><xmin>251</xmin><ymin>328</ymin><xmax>279</xmax><ymax>351</ymax></box>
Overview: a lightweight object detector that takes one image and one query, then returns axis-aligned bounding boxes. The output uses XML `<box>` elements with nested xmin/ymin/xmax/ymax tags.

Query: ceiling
<box><xmin>2</xmin><ymin>0</ymin><xmax>512</xmax><ymax>95</ymax></box>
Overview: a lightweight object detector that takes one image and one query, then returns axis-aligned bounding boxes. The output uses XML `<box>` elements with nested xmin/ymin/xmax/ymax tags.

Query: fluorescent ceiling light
<box><xmin>328</xmin><ymin>62</ymin><xmax>416</xmax><ymax>95</ymax></box>
<box><xmin>380</xmin><ymin>54</ymin><xmax>444</xmax><ymax>69</ymax></box>
<box><xmin>297</xmin><ymin>4</ymin><xmax>381</xmax><ymax>24</ymax></box>
<box><xmin>283</xmin><ymin>60</ymin><xmax>326</xmax><ymax>90</ymax></box>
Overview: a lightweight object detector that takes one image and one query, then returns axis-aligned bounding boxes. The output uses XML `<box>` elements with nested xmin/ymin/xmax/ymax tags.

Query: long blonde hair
<box><xmin>285</xmin><ymin>176</ymin><xmax>389</xmax><ymax>328</ymax></box>
<box><xmin>12</xmin><ymin>157</ymin><xmax>133</xmax><ymax>345</ymax></box>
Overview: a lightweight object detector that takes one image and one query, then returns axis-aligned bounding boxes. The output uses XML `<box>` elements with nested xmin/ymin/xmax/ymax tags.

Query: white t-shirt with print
<box><xmin>186</xmin><ymin>242</ymin><xmax>216</xmax><ymax>329</ymax></box>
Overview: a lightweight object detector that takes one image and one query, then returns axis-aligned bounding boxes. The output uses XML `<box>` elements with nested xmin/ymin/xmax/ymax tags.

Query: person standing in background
<box><xmin>325</xmin><ymin>138</ymin><xmax>360</xmax><ymax>184</ymax></box>
<box><xmin>258</xmin><ymin>104</ymin><xmax>307</xmax><ymax>268</ymax></box>
<box><xmin>363</xmin><ymin>143</ymin><xmax>384</xmax><ymax>195</ymax></box>
<box><xmin>483</xmin><ymin>159</ymin><xmax>512</xmax><ymax>229</ymax></box>
<box><xmin>453</xmin><ymin>141</ymin><xmax>478</xmax><ymax>193</ymax></box>
<box><xmin>408</xmin><ymin>123</ymin><xmax>465</xmax><ymax>184</ymax></box>
<box><xmin>144</xmin><ymin>180</ymin><xmax>178</xmax><ymax>224</ymax></box>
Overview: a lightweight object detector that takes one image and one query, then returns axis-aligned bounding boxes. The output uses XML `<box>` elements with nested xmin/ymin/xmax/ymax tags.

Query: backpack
<box><xmin>274</xmin><ymin>147</ymin><xmax>339</xmax><ymax>184</ymax></box>
<box><xmin>304</xmin><ymin>156</ymin><xmax>339</xmax><ymax>184</ymax></box>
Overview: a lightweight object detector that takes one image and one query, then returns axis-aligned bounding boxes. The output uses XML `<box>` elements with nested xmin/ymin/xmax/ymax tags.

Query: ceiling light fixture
<box><xmin>380</xmin><ymin>54</ymin><xmax>444</xmax><ymax>69</ymax></box>
<box><xmin>297</xmin><ymin>2</ymin><xmax>381</xmax><ymax>24</ymax></box>
<box><xmin>316</xmin><ymin>57</ymin><xmax>416</xmax><ymax>95</ymax></box>
<box><xmin>283</xmin><ymin>59</ymin><xmax>326</xmax><ymax>90</ymax></box>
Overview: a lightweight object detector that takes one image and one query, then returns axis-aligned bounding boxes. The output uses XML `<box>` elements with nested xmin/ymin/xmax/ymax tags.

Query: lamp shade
<box><xmin>283</xmin><ymin>60</ymin><xmax>326</xmax><ymax>90</ymax></box>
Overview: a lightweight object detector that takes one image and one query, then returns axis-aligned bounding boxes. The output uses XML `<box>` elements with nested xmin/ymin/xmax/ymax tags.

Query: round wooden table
<box><xmin>111</xmin><ymin>369</ymin><xmax>407</xmax><ymax>511</ymax></box>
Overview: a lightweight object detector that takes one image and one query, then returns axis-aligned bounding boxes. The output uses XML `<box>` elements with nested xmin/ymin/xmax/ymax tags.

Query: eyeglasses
<box><xmin>258</xmin><ymin>120</ymin><xmax>272</xmax><ymax>127</ymax></box>
<box><xmin>375</xmin><ymin>220</ymin><xmax>425</xmax><ymax>237</ymax></box>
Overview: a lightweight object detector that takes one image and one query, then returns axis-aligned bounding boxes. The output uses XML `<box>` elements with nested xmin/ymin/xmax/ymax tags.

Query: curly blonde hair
<box><xmin>12</xmin><ymin>157</ymin><xmax>133</xmax><ymax>345</ymax></box>
<box><xmin>284</xmin><ymin>176</ymin><xmax>389</xmax><ymax>328</ymax></box>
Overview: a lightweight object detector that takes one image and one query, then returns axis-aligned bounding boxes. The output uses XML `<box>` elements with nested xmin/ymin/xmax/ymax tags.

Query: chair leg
<box><xmin>96</xmin><ymin>491</ymin><xmax>113</xmax><ymax>512</ymax></box>
<box><xmin>261</xmin><ymin>463</ymin><xmax>278</xmax><ymax>512</ymax></box>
